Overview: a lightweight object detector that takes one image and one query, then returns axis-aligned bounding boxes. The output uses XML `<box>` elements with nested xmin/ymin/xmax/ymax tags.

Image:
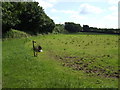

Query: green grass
<box><xmin>2</xmin><ymin>33</ymin><xmax>119</xmax><ymax>88</ymax></box>
<box><xmin>3</xmin><ymin>29</ymin><xmax>30</xmax><ymax>39</ymax></box>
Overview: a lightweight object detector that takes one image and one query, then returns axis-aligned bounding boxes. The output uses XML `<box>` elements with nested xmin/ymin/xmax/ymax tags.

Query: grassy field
<box><xmin>2</xmin><ymin>33</ymin><xmax>119</xmax><ymax>88</ymax></box>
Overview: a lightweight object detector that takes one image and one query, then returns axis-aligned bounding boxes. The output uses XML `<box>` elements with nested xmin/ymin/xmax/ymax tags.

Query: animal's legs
<box><xmin>36</xmin><ymin>52</ymin><xmax>38</xmax><ymax>56</ymax></box>
<box><xmin>33</xmin><ymin>51</ymin><xmax>36</xmax><ymax>57</ymax></box>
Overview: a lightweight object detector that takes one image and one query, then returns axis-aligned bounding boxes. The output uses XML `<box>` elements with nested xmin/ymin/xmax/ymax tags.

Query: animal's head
<box><xmin>32</xmin><ymin>40</ymin><xmax>36</xmax><ymax>43</ymax></box>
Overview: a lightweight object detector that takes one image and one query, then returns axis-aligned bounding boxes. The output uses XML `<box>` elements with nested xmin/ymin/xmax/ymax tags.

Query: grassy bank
<box><xmin>2</xmin><ymin>34</ymin><xmax>119</xmax><ymax>88</ymax></box>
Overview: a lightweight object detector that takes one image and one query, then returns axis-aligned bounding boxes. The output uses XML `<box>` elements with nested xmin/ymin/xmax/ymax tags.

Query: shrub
<box><xmin>53</xmin><ymin>24</ymin><xmax>68</xmax><ymax>34</ymax></box>
<box><xmin>3</xmin><ymin>29</ymin><xmax>30</xmax><ymax>38</ymax></box>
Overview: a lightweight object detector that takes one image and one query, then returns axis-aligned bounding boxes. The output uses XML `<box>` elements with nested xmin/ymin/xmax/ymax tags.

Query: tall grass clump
<box><xmin>3</xmin><ymin>29</ymin><xmax>30</xmax><ymax>39</ymax></box>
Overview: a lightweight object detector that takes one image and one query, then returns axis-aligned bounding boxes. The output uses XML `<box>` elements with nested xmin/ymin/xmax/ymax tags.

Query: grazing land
<box><xmin>2</xmin><ymin>33</ymin><xmax>119</xmax><ymax>88</ymax></box>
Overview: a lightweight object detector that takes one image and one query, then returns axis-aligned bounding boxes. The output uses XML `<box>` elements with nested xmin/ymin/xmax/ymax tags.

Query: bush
<box><xmin>53</xmin><ymin>24</ymin><xmax>68</xmax><ymax>34</ymax></box>
<box><xmin>3</xmin><ymin>29</ymin><xmax>30</xmax><ymax>38</ymax></box>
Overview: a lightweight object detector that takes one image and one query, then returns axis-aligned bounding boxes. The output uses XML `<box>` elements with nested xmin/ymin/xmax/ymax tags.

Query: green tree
<box><xmin>65</xmin><ymin>22</ymin><xmax>82</xmax><ymax>33</ymax></box>
<box><xmin>83</xmin><ymin>25</ymin><xmax>90</xmax><ymax>32</ymax></box>
<box><xmin>2</xmin><ymin>2</ymin><xmax>55</xmax><ymax>35</ymax></box>
<box><xmin>2</xmin><ymin>2</ymin><xmax>20</xmax><ymax>33</ymax></box>
<box><xmin>53</xmin><ymin>24</ymin><xmax>67</xmax><ymax>34</ymax></box>
<box><xmin>15</xmin><ymin>2</ymin><xmax>55</xmax><ymax>34</ymax></box>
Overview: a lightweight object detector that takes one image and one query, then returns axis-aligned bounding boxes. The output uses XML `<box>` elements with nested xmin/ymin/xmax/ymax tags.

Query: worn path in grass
<box><xmin>2</xmin><ymin>34</ymin><xmax>119</xmax><ymax>88</ymax></box>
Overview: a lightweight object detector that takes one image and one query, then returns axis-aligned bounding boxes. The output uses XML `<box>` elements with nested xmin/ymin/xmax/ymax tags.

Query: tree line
<box><xmin>2</xmin><ymin>2</ymin><xmax>55</xmax><ymax>35</ymax></box>
<box><xmin>64</xmin><ymin>23</ymin><xmax>120</xmax><ymax>34</ymax></box>
<box><xmin>83</xmin><ymin>25</ymin><xmax>120</xmax><ymax>34</ymax></box>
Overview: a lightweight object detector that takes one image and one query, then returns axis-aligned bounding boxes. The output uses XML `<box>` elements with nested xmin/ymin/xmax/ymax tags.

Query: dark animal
<box><xmin>32</xmin><ymin>40</ymin><xmax>43</xmax><ymax>57</ymax></box>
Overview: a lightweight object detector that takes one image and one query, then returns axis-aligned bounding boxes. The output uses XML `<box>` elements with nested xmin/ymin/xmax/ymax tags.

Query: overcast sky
<box><xmin>35</xmin><ymin>0</ymin><xmax>119</xmax><ymax>29</ymax></box>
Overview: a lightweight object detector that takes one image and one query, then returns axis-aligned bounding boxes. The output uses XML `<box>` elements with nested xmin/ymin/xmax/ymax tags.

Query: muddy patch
<box><xmin>57</xmin><ymin>55</ymin><xmax>119</xmax><ymax>78</ymax></box>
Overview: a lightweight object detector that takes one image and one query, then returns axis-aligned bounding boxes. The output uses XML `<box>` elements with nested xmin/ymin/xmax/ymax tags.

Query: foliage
<box><xmin>3</xmin><ymin>29</ymin><xmax>30</xmax><ymax>38</ymax></box>
<box><xmin>2</xmin><ymin>2</ymin><xmax>55</xmax><ymax>35</ymax></box>
<box><xmin>65</xmin><ymin>22</ymin><xmax>82</xmax><ymax>33</ymax></box>
<box><xmin>83</xmin><ymin>25</ymin><xmax>90</xmax><ymax>32</ymax></box>
<box><xmin>2</xmin><ymin>2</ymin><xmax>20</xmax><ymax>33</ymax></box>
<box><xmin>53</xmin><ymin>24</ymin><xmax>68</xmax><ymax>34</ymax></box>
<box><xmin>82</xmin><ymin>25</ymin><xmax>120</xmax><ymax>34</ymax></box>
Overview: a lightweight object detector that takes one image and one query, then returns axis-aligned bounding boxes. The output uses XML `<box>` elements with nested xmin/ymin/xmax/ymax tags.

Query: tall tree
<box><xmin>65</xmin><ymin>22</ymin><xmax>82</xmax><ymax>33</ymax></box>
<box><xmin>83</xmin><ymin>25</ymin><xmax>90</xmax><ymax>32</ymax></box>
<box><xmin>2</xmin><ymin>2</ymin><xmax>55</xmax><ymax>35</ymax></box>
<box><xmin>2</xmin><ymin>2</ymin><xmax>20</xmax><ymax>33</ymax></box>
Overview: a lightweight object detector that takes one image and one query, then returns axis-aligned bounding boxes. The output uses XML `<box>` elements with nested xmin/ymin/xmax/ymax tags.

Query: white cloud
<box><xmin>35</xmin><ymin>0</ymin><xmax>53</xmax><ymax>9</ymax></box>
<box><xmin>109</xmin><ymin>6</ymin><xmax>118</xmax><ymax>11</ymax></box>
<box><xmin>106</xmin><ymin>0</ymin><xmax>119</xmax><ymax>5</ymax></box>
<box><xmin>79</xmin><ymin>3</ymin><xmax>103</xmax><ymax>14</ymax></box>
<box><xmin>46</xmin><ymin>0</ymin><xmax>60</xmax><ymax>3</ymax></box>
<box><xmin>50</xmin><ymin>8</ymin><xmax>87</xmax><ymax>24</ymax></box>
<box><xmin>50</xmin><ymin>8</ymin><xmax>78</xmax><ymax>14</ymax></box>
<box><xmin>106</xmin><ymin>5</ymin><xmax>118</xmax><ymax>21</ymax></box>
<box><xmin>39</xmin><ymin>0</ymin><xmax>119</xmax><ymax>3</ymax></box>
<box><xmin>108</xmin><ymin>5</ymin><xmax>118</xmax><ymax>14</ymax></box>
<box><xmin>51</xmin><ymin>8</ymin><xmax>58</xmax><ymax>12</ymax></box>
<box><xmin>50</xmin><ymin>16</ymin><xmax>60</xmax><ymax>20</ymax></box>
<box><xmin>61</xmin><ymin>10</ymin><xmax>78</xmax><ymax>14</ymax></box>
<box><xmin>35</xmin><ymin>0</ymin><xmax>120</xmax><ymax>5</ymax></box>
<box><xmin>48</xmin><ymin>14</ymin><xmax>63</xmax><ymax>24</ymax></box>
<box><xmin>70</xmin><ymin>14</ymin><xmax>87</xmax><ymax>20</ymax></box>
<box><xmin>104</xmin><ymin>12</ymin><xmax>118</xmax><ymax>21</ymax></box>
<box><xmin>40</xmin><ymin>0</ymin><xmax>111</xmax><ymax>3</ymax></box>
